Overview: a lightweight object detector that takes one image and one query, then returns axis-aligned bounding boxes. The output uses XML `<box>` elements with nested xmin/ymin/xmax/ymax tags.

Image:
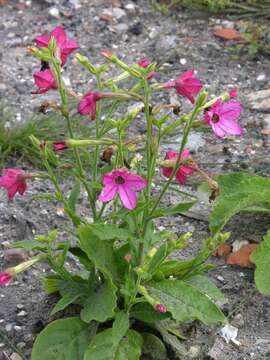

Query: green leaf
<box><xmin>112</xmin><ymin>311</ymin><xmax>129</xmax><ymax>346</ymax></box>
<box><xmin>51</xmin><ymin>293</ymin><xmax>80</xmax><ymax>315</ymax></box>
<box><xmin>78</xmin><ymin>225</ymin><xmax>119</xmax><ymax>281</ymax></box>
<box><xmin>83</xmin><ymin>329</ymin><xmax>143</xmax><ymax>360</ymax></box>
<box><xmin>251</xmin><ymin>230</ymin><xmax>270</xmax><ymax>295</ymax></box>
<box><xmin>68</xmin><ymin>180</ymin><xmax>80</xmax><ymax>212</ymax></box>
<box><xmin>130</xmin><ymin>303</ymin><xmax>170</xmax><ymax>323</ymax></box>
<box><xmin>146</xmin><ymin>244</ymin><xmax>168</xmax><ymax>276</ymax></box>
<box><xmin>185</xmin><ymin>275</ymin><xmax>225</xmax><ymax>303</ymax></box>
<box><xmin>210</xmin><ymin>172</ymin><xmax>270</xmax><ymax>234</ymax></box>
<box><xmin>10</xmin><ymin>239</ymin><xmax>47</xmax><ymax>251</ymax></box>
<box><xmin>142</xmin><ymin>333</ymin><xmax>167</xmax><ymax>360</ymax></box>
<box><xmin>31</xmin><ymin>317</ymin><xmax>90</xmax><ymax>360</ymax></box>
<box><xmin>43</xmin><ymin>275</ymin><xmax>62</xmax><ymax>295</ymax></box>
<box><xmin>81</xmin><ymin>224</ymin><xmax>133</xmax><ymax>241</ymax></box>
<box><xmin>151</xmin><ymin>202</ymin><xmax>195</xmax><ymax>219</ymax></box>
<box><xmin>80</xmin><ymin>279</ymin><xmax>117</xmax><ymax>323</ymax></box>
<box><xmin>69</xmin><ymin>247</ymin><xmax>93</xmax><ymax>270</ymax></box>
<box><xmin>147</xmin><ymin>279</ymin><xmax>225</xmax><ymax>325</ymax></box>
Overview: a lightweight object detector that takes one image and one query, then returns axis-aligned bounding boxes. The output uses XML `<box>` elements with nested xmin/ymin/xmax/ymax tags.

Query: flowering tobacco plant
<box><xmin>1</xmin><ymin>26</ymin><xmax>245</xmax><ymax>359</ymax></box>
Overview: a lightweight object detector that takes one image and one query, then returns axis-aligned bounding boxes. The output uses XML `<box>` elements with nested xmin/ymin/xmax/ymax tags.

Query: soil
<box><xmin>1</xmin><ymin>0</ymin><xmax>270</xmax><ymax>359</ymax></box>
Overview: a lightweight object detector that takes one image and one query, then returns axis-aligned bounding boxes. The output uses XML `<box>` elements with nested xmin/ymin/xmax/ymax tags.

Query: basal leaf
<box><xmin>31</xmin><ymin>317</ymin><xmax>90</xmax><ymax>360</ymax></box>
<box><xmin>83</xmin><ymin>329</ymin><xmax>143</xmax><ymax>360</ymax></box>
<box><xmin>250</xmin><ymin>230</ymin><xmax>270</xmax><ymax>296</ymax></box>
<box><xmin>147</xmin><ymin>279</ymin><xmax>225</xmax><ymax>325</ymax></box>
<box><xmin>142</xmin><ymin>333</ymin><xmax>167</xmax><ymax>360</ymax></box>
<box><xmin>185</xmin><ymin>275</ymin><xmax>225</xmax><ymax>303</ymax></box>
<box><xmin>210</xmin><ymin>172</ymin><xmax>270</xmax><ymax>234</ymax></box>
<box><xmin>80</xmin><ymin>279</ymin><xmax>117</xmax><ymax>323</ymax></box>
<box><xmin>112</xmin><ymin>311</ymin><xmax>129</xmax><ymax>346</ymax></box>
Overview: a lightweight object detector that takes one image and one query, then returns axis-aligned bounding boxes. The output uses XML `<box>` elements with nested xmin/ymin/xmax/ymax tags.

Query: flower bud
<box><xmin>155</xmin><ymin>303</ymin><xmax>167</xmax><ymax>313</ymax></box>
<box><xmin>0</xmin><ymin>271</ymin><xmax>13</xmax><ymax>286</ymax></box>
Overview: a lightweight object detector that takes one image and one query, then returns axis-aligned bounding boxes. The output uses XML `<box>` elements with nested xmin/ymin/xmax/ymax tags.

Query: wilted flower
<box><xmin>162</xmin><ymin>149</ymin><xmax>195</xmax><ymax>185</ymax></box>
<box><xmin>98</xmin><ymin>169</ymin><xmax>147</xmax><ymax>210</ymax></box>
<box><xmin>155</xmin><ymin>303</ymin><xmax>167</xmax><ymax>313</ymax></box>
<box><xmin>204</xmin><ymin>99</ymin><xmax>243</xmax><ymax>138</ymax></box>
<box><xmin>33</xmin><ymin>69</ymin><xmax>57</xmax><ymax>94</ymax></box>
<box><xmin>0</xmin><ymin>271</ymin><xmax>12</xmax><ymax>286</ymax></box>
<box><xmin>163</xmin><ymin>69</ymin><xmax>202</xmax><ymax>104</ymax></box>
<box><xmin>0</xmin><ymin>168</ymin><xmax>31</xmax><ymax>199</ymax></box>
<box><xmin>78</xmin><ymin>91</ymin><xmax>106</xmax><ymax>120</ymax></box>
<box><xmin>53</xmin><ymin>141</ymin><xmax>68</xmax><ymax>152</ymax></box>
<box><xmin>35</xmin><ymin>25</ymin><xmax>79</xmax><ymax>66</ymax></box>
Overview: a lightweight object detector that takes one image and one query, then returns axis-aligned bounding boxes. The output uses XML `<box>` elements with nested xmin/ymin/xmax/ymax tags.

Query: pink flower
<box><xmin>204</xmin><ymin>99</ymin><xmax>243</xmax><ymax>138</ymax></box>
<box><xmin>33</xmin><ymin>69</ymin><xmax>57</xmax><ymax>94</ymax></box>
<box><xmin>162</xmin><ymin>149</ymin><xmax>195</xmax><ymax>185</ymax></box>
<box><xmin>0</xmin><ymin>169</ymin><xmax>30</xmax><ymax>199</ymax></box>
<box><xmin>163</xmin><ymin>69</ymin><xmax>202</xmax><ymax>104</ymax></box>
<box><xmin>137</xmin><ymin>57</ymin><xmax>156</xmax><ymax>80</ymax></box>
<box><xmin>53</xmin><ymin>141</ymin><xmax>68</xmax><ymax>152</ymax></box>
<box><xmin>98</xmin><ymin>169</ymin><xmax>147</xmax><ymax>210</ymax></box>
<box><xmin>229</xmin><ymin>88</ymin><xmax>238</xmax><ymax>98</ymax></box>
<box><xmin>0</xmin><ymin>271</ymin><xmax>12</xmax><ymax>286</ymax></box>
<box><xmin>138</xmin><ymin>58</ymin><xmax>151</xmax><ymax>68</ymax></box>
<box><xmin>78</xmin><ymin>91</ymin><xmax>105</xmax><ymax>120</ymax></box>
<box><xmin>35</xmin><ymin>25</ymin><xmax>79</xmax><ymax>66</ymax></box>
<box><xmin>155</xmin><ymin>303</ymin><xmax>167</xmax><ymax>313</ymax></box>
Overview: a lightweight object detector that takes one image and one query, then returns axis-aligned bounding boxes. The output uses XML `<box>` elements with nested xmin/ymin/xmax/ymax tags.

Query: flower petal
<box><xmin>7</xmin><ymin>183</ymin><xmax>19</xmax><ymax>200</ymax></box>
<box><xmin>118</xmin><ymin>185</ymin><xmax>137</xmax><ymax>210</ymax></box>
<box><xmin>219</xmin><ymin>101</ymin><xmax>243</xmax><ymax>121</ymax></box>
<box><xmin>62</xmin><ymin>40</ymin><xmax>80</xmax><ymax>55</ymax></box>
<box><xmin>98</xmin><ymin>184</ymin><xmax>117</xmax><ymax>203</ymax></box>
<box><xmin>51</xmin><ymin>26</ymin><xmax>66</xmax><ymax>46</ymax></box>
<box><xmin>212</xmin><ymin>123</ymin><xmax>226</xmax><ymax>138</ymax></box>
<box><xmin>35</xmin><ymin>35</ymin><xmax>50</xmax><ymax>47</ymax></box>
<box><xmin>125</xmin><ymin>173</ymin><xmax>147</xmax><ymax>191</ymax></box>
<box><xmin>218</xmin><ymin>119</ymin><xmax>243</xmax><ymax>136</ymax></box>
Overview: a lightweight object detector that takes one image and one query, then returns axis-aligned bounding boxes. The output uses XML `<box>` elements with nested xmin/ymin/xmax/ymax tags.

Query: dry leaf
<box><xmin>100</xmin><ymin>14</ymin><xmax>113</xmax><ymax>23</ymax></box>
<box><xmin>261</xmin><ymin>129</ymin><xmax>270</xmax><ymax>136</ymax></box>
<box><xmin>213</xmin><ymin>244</ymin><xmax>232</xmax><ymax>257</ymax></box>
<box><xmin>226</xmin><ymin>244</ymin><xmax>258</xmax><ymax>268</ymax></box>
<box><xmin>214</xmin><ymin>28</ymin><xmax>243</xmax><ymax>41</ymax></box>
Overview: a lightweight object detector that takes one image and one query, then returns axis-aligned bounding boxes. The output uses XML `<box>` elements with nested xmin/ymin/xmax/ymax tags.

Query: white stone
<box><xmin>49</xmin><ymin>7</ymin><xmax>60</xmax><ymax>19</ymax></box>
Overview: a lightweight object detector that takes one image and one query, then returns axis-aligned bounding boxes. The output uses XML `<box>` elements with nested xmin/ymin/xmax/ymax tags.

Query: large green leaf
<box><xmin>80</xmin><ymin>223</ymin><xmax>133</xmax><ymax>241</ymax></box>
<box><xmin>147</xmin><ymin>279</ymin><xmax>225</xmax><ymax>325</ymax></box>
<box><xmin>250</xmin><ymin>230</ymin><xmax>270</xmax><ymax>296</ymax></box>
<box><xmin>78</xmin><ymin>225</ymin><xmax>119</xmax><ymax>281</ymax></box>
<box><xmin>210</xmin><ymin>172</ymin><xmax>270</xmax><ymax>234</ymax></box>
<box><xmin>80</xmin><ymin>279</ymin><xmax>117</xmax><ymax>323</ymax></box>
<box><xmin>31</xmin><ymin>317</ymin><xmax>90</xmax><ymax>360</ymax></box>
<box><xmin>83</xmin><ymin>329</ymin><xmax>143</xmax><ymax>360</ymax></box>
<box><xmin>142</xmin><ymin>333</ymin><xmax>167</xmax><ymax>360</ymax></box>
<box><xmin>185</xmin><ymin>275</ymin><xmax>225</xmax><ymax>303</ymax></box>
<box><xmin>112</xmin><ymin>311</ymin><xmax>129</xmax><ymax>346</ymax></box>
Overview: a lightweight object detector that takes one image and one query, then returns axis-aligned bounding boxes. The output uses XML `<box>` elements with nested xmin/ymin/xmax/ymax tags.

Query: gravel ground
<box><xmin>1</xmin><ymin>0</ymin><xmax>270</xmax><ymax>359</ymax></box>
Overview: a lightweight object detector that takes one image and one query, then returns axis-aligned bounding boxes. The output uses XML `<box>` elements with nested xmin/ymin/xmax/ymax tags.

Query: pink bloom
<box><xmin>155</xmin><ymin>303</ymin><xmax>167</xmax><ymax>313</ymax></box>
<box><xmin>33</xmin><ymin>69</ymin><xmax>57</xmax><ymax>94</ymax></box>
<box><xmin>53</xmin><ymin>141</ymin><xmax>68</xmax><ymax>152</ymax></box>
<box><xmin>137</xmin><ymin>57</ymin><xmax>156</xmax><ymax>80</ymax></box>
<box><xmin>98</xmin><ymin>169</ymin><xmax>147</xmax><ymax>210</ymax></box>
<box><xmin>229</xmin><ymin>88</ymin><xmax>238</xmax><ymax>98</ymax></box>
<box><xmin>35</xmin><ymin>25</ymin><xmax>79</xmax><ymax>66</ymax></box>
<box><xmin>138</xmin><ymin>58</ymin><xmax>151</xmax><ymax>68</ymax></box>
<box><xmin>163</xmin><ymin>69</ymin><xmax>202</xmax><ymax>104</ymax></box>
<box><xmin>0</xmin><ymin>169</ymin><xmax>30</xmax><ymax>199</ymax></box>
<box><xmin>78</xmin><ymin>91</ymin><xmax>105</xmax><ymax>120</ymax></box>
<box><xmin>0</xmin><ymin>272</ymin><xmax>12</xmax><ymax>286</ymax></box>
<box><xmin>162</xmin><ymin>149</ymin><xmax>195</xmax><ymax>185</ymax></box>
<box><xmin>204</xmin><ymin>99</ymin><xmax>243</xmax><ymax>138</ymax></box>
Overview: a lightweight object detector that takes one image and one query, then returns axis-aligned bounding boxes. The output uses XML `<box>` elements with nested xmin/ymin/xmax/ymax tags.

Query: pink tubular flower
<box><xmin>0</xmin><ymin>271</ymin><xmax>12</xmax><ymax>286</ymax></box>
<box><xmin>162</xmin><ymin>149</ymin><xmax>195</xmax><ymax>185</ymax></box>
<box><xmin>35</xmin><ymin>25</ymin><xmax>79</xmax><ymax>66</ymax></box>
<box><xmin>0</xmin><ymin>169</ymin><xmax>30</xmax><ymax>199</ymax></box>
<box><xmin>53</xmin><ymin>141</ymin><xmax>68</xmax><ymax>152</ymax></box>
<box><xmin>155</xmin><ymin>303</ymin><xmax>167</xmax><ymax>313</ymax></box>
<box><xmin>163</xmin><ymin>69</ymin><xmax>202</xmax><ymax>104</ymax></box>
<box><xmin>33</xmin><ymin>69</ymin><xmax>57</xmax><ymax>94</ymax></box>
<box><xmin>78</xmin><ymin>91</ymin><xmax>105</xmax><ymax>120</ymax></box>
<box><xmin>98</xmin><ymin>169</ymin><xmax>147</xmax><ymax>210</ymax></box>
<box><xmin>229</xmin><ymin>88</ymin><xmax>238</xmax><ymax>98</ymax></box>
<box><xmin>204</xmin><ymin>99</ymin><xmax>243</xmax><ymax>138</ymax></box>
